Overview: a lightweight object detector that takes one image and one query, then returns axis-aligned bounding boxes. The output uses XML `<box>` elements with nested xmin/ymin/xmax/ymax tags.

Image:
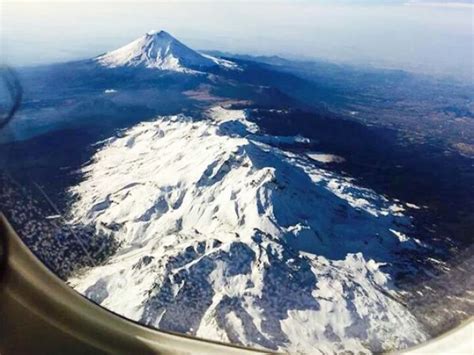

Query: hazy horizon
<box><xmin>1</xmin><ymin>1</ymin><xmax>473</xmax><ymax>81</ymax></box>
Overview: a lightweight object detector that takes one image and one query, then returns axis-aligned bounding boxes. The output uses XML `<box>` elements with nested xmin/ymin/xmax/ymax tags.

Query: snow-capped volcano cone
<box><xmin>95</xmin><ymin>30</ymin><xmax>219</xmax><ymax>72</ymax></box>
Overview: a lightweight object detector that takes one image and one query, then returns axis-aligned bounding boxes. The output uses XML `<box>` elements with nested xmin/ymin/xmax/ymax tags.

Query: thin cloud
<box><xmin>406</xmin><ymin>0</ymin><xmax>473</xmax><ymax>7</ymax></box>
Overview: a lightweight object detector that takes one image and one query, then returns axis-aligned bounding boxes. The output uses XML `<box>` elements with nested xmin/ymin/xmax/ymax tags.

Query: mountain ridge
<box><xmin>67</xmin><ymin>106</ymin><xmax>428</xmax><ymax>353</ymax></box>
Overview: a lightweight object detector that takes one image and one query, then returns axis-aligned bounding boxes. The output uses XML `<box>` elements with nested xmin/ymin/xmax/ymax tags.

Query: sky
<box><xmin>1</xmin><ymin>0</ymin><xmax>473</xmax><ymax>81</ymax></box>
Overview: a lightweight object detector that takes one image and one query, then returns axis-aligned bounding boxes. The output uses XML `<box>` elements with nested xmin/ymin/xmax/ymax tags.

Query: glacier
<box><xmin>67</xmin><ymin>106</ymin><xmax>428</xmax><ymax>353</ymax></box>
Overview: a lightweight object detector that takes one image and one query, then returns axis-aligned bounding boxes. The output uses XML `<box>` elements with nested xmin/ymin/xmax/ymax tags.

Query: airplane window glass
<box><xmin>1</xmin><ymin>1</ymin><xmax>473</xmax><ymax>353</ymax></box>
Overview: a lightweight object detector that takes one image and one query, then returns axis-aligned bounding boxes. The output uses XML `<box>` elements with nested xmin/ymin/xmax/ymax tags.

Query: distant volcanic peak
<box><xmin>146</xmin><ymin>29</ymin><xmax>165</xmax><ymax>36</ymax></box>
<box><xmin>146</xmin><ymin>29</ymin><xmax>172</xmax><ymax>39</ymax></box>
<box><xmin>95</xmin><ymin>30</ymin><xmax>232</xmax><ymax>72</ymax></box>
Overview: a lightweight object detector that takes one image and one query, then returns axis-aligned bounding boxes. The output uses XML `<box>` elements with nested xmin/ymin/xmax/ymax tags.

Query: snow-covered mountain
<box><xmin>95</xmin><ymin>30</ymin><xmax>237</xmax><ymax>73</ymax></box>
<box><xmin>68</xmin><ymin>106</ymin><xmax>428</xmax><ymax>353</ymax></box>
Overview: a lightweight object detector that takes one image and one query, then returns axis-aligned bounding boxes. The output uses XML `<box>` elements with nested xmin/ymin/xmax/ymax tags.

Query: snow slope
<box><xmin>95</xmin><ymin>30</ymin><xmax>237</xmax><ymax>73</ymax></box>
<box><xmin>68</xmin><ymin>106</ymin><xmax>427</xmax><ymax>353</ymax></box>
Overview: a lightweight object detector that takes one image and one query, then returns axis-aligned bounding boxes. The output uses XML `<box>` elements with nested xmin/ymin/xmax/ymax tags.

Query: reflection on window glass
<box><xmin>1</xmin><ymin>1</ymin><xmax>473</xmax><ymax>353</ymax></box>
